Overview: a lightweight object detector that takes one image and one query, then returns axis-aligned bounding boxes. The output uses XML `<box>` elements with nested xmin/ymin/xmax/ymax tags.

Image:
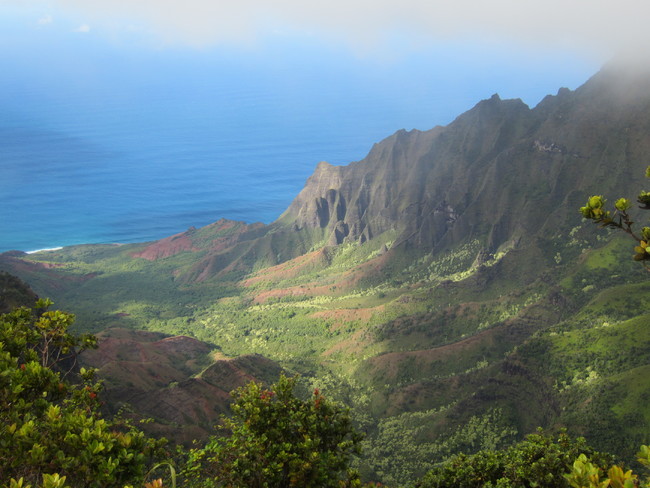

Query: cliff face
<box><xmin>277</xmin><ymin>65</ymin><xmax>650</xmax><ymax>258</ymax></box>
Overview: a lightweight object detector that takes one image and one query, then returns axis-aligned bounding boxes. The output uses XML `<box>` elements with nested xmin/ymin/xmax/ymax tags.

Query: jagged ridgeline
<box><xmin>2</xmin><ymin>62</ymin><xmax>650</xmax><ymax>485</ymax></box>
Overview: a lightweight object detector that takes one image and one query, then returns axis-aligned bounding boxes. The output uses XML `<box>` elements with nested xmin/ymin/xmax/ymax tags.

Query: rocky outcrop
<box><xmin>279</xmin><ymin>95</ymin><xmax>534</xmax><ymax>252</ymax></box>
<box><xmin>277</xmin><ymin>65</ymin><xmax>650</xmax><ymax>257</ymax></box>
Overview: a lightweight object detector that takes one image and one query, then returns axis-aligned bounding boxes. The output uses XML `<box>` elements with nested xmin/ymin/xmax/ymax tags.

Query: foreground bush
<box><xmin>565</xmin><ymin>445</ymin><xmax>650</xmax><ymax>488</ymax></box>
<box><xmin>580</xmin><ymin>165</ymin><xmax>650</xmax><ymax>268</ymax></box>
<box><xmin>182</xmin><ymin>374</ymin><xmax>363</xmax><ymax>488</ymax></box>
<box><xmin>0</xmin><ymin>300</ymin><xmax>165</xmax><ymax>488</ymax></box>
<box><xmin>416</xmin><ymin>429</ymin><xmax>614</xmax><ymax>488</ymax></box>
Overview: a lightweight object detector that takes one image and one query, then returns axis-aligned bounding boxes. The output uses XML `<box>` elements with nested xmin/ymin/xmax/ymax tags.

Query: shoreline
<box><xmin>26</xmin><ymin>247</ymin><xmax>64</xmax><ymax>254</ymax></box>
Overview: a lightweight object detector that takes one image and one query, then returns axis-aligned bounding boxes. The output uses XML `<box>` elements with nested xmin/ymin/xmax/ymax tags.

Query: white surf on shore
<box><xmin>26</xmin><ymin>247</ymin><xmax>64</xmax><ymax>254</ymax></box>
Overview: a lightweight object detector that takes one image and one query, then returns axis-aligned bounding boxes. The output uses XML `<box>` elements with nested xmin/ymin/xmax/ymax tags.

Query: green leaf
<box><xmin>615</xmin><ymin>198</ymin><xmax>632</xmax><ymax>211</ymax></box>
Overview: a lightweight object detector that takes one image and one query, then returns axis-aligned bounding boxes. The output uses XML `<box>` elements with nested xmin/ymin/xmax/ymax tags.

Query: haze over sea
<box><xmin>0</xmin><ymin>3</ymin><xmax>612</xmax><ymax>253</ymax></box>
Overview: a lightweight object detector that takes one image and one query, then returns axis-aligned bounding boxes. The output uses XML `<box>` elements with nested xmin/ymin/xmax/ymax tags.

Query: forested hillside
<box><xmin>1</xmin><ymin>62</ymin><xmax>650</xmax><ymax>486</ymax></box>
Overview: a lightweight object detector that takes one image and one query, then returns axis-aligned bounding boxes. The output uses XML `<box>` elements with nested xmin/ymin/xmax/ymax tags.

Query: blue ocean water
<box><xmin>0</xmin><ymin>33</ymin><xmax>597</xmax><ymax>253</ymax></box>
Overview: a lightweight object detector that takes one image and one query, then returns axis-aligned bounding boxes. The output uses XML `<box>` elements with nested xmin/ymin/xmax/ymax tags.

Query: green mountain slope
<box><xmin>0</xmin><ymin>270</ymin><xmax>37</xmax><ymax>312</ymax></box>
<box><xmin>1</xmin><ymin>62</ymin><xmax>650</xmax><ymax>485</ymax></box>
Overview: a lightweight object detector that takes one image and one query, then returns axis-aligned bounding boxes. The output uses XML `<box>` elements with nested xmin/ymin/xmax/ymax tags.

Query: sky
<box><xmin>3</xmin><ymin>0</ymin><xmax>647</xmax><ymax>128</ymax></box>
<box><xmin>3</xmin><ymin>0</ymin><xmax>645</xmax><ymax>143</ymax></box>
<box><xmin>6</xmin><ymin>0</ymin><xmax>649</xmax><ymax>58</ymax></box>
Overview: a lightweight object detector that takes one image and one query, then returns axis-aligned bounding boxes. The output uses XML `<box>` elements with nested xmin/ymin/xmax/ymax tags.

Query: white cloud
<box><xmin>37</xmin><ymin>15</ymin><xmax>52</xmax><ymax>26</ymax></box>
<box><xmin>52</xmin><ymin>0</ymin><xmax>650</xmax><ymax>62</ymax></box>
<box><xmin>73</xmin><ymin>23</ymin><xmax>91</xmax><ymax>33</ymax></box>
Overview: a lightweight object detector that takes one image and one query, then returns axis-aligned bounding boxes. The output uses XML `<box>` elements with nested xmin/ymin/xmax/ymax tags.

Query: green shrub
<box><xmin>416</xmin><ymin>429</ymin><xmax>613</xmax><ymax>488</ymax></box>
<box><xmin>0</xmin><ymin>300</ymin><xmax>166</xmax><ymax>487</ymax></box>
<box><xmin>182</xmin><ymin>374</ymin><xmax>363</xmax><ymax>488</ymax></box>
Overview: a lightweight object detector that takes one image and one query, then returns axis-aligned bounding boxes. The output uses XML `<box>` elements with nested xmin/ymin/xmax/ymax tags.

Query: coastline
<box><xmin>26</xmin><ymin>247</ymin><xmax>64</xmax><ymax>255</ymax></box>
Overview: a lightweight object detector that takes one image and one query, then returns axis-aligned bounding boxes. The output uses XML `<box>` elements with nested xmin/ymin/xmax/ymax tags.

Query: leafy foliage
<box><xmin>0</xmin><ymin>300</ymin><xmax>166</xmax><ymax>487</ymax></box>
<box><xmin>580</xmin><ymin>166</ymin><xmax>650</xmax><ymax>267</ymax></box>
<box><xmin>564</xmin><ymin>445</ymin><xmax>650</xmax><ymax>488</ymax></box>
<box><xmin>361</xmin><ymin>407</ymin><xmax>518</xmax><ymax>486</ymax></box>
<box><xmin>416</xmin><ymin>429</ymin><xmax>614</xmax><ymax>488</ymax></box>
<box><xmin>182</xmin><ymin>374</ymin><xmax>363</xmax><ymax>488</ymax></box>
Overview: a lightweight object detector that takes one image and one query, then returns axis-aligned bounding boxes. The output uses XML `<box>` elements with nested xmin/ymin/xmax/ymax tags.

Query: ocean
<box><xmin>0</xmin><ymin>37</ymin><xmax>596</xmax><ymax>253</ymax></box>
